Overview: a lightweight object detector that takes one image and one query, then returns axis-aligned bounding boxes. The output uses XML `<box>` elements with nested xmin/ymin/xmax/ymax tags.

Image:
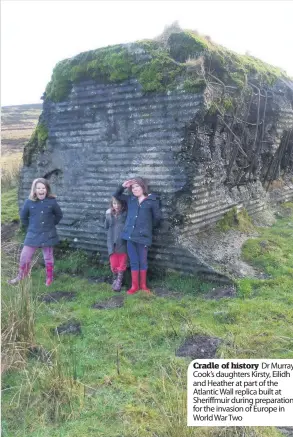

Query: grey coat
<box><xmin>20</xmin><ymin>197</ymin><xmax>63</xmax><ymax>247</ymax></box>
<box><xmin>104</xmin><ymin>209</ymin><xmax>127</xmax><ymax>256</ymax></box>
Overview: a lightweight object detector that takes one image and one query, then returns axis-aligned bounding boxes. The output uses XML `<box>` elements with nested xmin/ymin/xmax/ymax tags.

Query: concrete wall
<box><xmin>19</xmin><ymin>77</ymin><xmax>293</xmax><ymax>278</ymax></box>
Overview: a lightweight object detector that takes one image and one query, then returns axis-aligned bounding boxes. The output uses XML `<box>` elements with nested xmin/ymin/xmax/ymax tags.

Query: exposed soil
<box><xmin>53</xmin><ymin>320</ymin><xmax>81</xmax><ymax>335</ymax></box>
<box><xmin>39</xmin><ymin>291</ymin><xmax>76</xmax><ymax>303</ymax></box>
<box><xmin>92</xmin><ymin>295</ymin><xmax>124</xmax><ymax>309</ymax></box>
<box><xmin>176</xmin><ymin>335</ymin><xmax>221</xmax><ymax>359</ymax></box>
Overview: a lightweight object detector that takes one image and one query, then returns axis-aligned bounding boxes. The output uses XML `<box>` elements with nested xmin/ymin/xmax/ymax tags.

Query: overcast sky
<box><xmin>1</xmin><ymin>0</ymin><xmax>293</xmax><ymax>106</ymax></box>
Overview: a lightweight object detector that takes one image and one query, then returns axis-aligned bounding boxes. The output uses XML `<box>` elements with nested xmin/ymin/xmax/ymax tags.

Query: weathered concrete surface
<box><xmin>19</xmin><ymin>42</ymin><xmax>293</xmax><ymax>279</ymax></box>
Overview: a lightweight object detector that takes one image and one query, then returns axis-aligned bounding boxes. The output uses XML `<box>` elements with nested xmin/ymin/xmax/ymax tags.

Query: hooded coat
<box><xmin>113</xmin><ymin>185</ymin><xmax>161</xmax><ymax>247</ymax></box>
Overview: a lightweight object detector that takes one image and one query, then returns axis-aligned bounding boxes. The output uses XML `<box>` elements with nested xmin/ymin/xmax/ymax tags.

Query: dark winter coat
<box><xmin>104</xmin><ymin>209</ymin><xmax>127</xmax><ymax>256</ymax></box>
<box><xmin>20</xmin><ymin>197</ymin><xmax>63</xmax><ymax>247</ymax></box>
<box><xmin>113</xmin><ymin>185</ymin><xmax>161</xmax><ymax>247</ymax></box>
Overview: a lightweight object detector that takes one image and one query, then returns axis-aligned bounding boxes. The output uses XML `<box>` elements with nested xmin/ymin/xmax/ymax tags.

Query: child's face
<box><xmin>131</xmin><ymin>183</ymin><xmax>143</xmax><ymax>197</ymax></box>
<box><xmin>112</xmin><ymin>199</ymin><xmax>121</xmax><ymax>212</ymax></box>
<box><xmin>35</xmin><ymin>182</ymin><xmax>47</xmax><ymax>200</ymax></box>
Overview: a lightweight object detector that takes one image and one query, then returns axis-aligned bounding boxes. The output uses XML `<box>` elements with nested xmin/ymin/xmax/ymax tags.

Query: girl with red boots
<box><xmin>105</xmin><ymin>197</ymin><xmax>128</xmax><ymax>292</ymax></box>
<box><xmin>8</xmin><ymin>178</ymin><xmax>63</xmax><ymax>286</ymax></box>
<box><xmin>113</xmin><ymin>177</ymin><xmax>161</xmax><ymax>294</ymax></box>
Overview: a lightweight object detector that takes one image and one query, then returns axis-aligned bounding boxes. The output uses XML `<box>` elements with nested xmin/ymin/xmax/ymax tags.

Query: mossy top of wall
<box><xmin>45</xmin><ymin>28</ymin><xmax>288</xmax><ymax>102</ymax></box>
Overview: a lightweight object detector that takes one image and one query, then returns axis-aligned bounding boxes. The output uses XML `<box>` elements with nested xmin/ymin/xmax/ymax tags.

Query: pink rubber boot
<box><xmin>8</xmin><ymin>264</ymin><xmax>30</xmax><ymax>285</ymax></box>
<box><xmin>45</xmin><ymin>263</ymin><xmax>54</xmax><ymax>286</ymax></box>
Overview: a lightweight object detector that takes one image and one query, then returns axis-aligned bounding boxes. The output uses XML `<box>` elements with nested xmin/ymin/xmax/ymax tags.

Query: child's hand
<box><xmin>122</xmin><ymin>179</ymin><xmax>135</xmax><ymax>188</ymax></box>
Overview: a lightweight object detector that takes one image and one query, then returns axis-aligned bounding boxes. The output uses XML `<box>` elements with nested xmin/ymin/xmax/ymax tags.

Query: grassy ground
<box><xmin>2</xmin><ymin>188</ymin><xmax>19</xmax><ymax>223</ymax></box>
<box><xmin>1</xmin><ymin>196</ymin><xmax>293</xmax><ymax>436</ymax></box>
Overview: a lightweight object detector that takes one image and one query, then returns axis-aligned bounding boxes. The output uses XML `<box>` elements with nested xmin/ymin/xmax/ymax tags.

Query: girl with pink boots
<box><xmin>8</xmin><ymin>178</ymin><xmax>63</xmax><ymax>286</ymax></box>
<box><xmin>105</xmin><ymin>197</ymin><xmax>128</xmax><ymax>292</ymax></box>
<box><xmin>113</xmin><ymin>177</ymin><xmax>161</xmax><ymax>295</ymax></box>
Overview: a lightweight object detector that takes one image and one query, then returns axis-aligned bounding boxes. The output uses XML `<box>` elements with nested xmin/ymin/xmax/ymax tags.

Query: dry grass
<box><xmin>1</xmin><ymin>242</ymin><xmax>41</xmax><ymax>373</ymax></box>
<box><xmin>32</xmin><ymin>347</ymin><xmax>85</xmax><ymax>423</ymax></box>
<box><xmin>1</xmin><ymin>277</ymin><xmax>36</xmax><ymax>373</ymax></box>
<box><xmin>185</xmin><ymin>56</ymin><xmax>205</xmax><ymax>74</ymax></box>
<box><xmin>154</xmin><ymin>21</ymin><xmax>183</xmax><ymax>47</ymax></box>
<box><xmin>1</xmin><ymin>128</ymin><xmax>34</xmax><ymax>139</ymax></box>
<box><xmin>2</xmin><ymin>244</ymin><xmax>85</xmax><ymax>425</ymax></box>
<box><xmin>1</xmin><ymin>152</ymin><xmax>22</xmax><ymax>191</ymax></box>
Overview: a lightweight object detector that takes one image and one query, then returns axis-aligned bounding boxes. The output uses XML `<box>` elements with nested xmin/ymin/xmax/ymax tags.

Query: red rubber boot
<box><xmin>127</xmin><ymin>271</ymin><xmax>140</xmax><ymax>295</ymax></box>
<box><xmin>140</xmin><ymin>270</ymin><xmax>150</xmax><ymax>293</ymax></box>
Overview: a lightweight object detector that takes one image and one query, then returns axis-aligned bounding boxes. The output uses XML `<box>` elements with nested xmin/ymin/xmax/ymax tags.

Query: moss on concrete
<box><xmin>216</xmin><ymin>207</ymin><xmax>254</xmax><ymax>233</ymax></box>
<box><xmin>168</xmin><ymin>31</ymin><xmax>208</xmax><ymax>63</ymax></box>
<box><xmin>45</xmin><ymin>45</ymin><xmax>134</xmax><ymax>102</ymax></box>
<box><xmin>183</xmin><ymin>78</ymin><xmax>206</xmax><ymax>93</ymax></box>
<box><xmin>44</xmin><ymin>29</ymin><xmax>288</xmax><ymax>103</ymax></box>
<box><xmin>23</xmin><ymin>123</ymin><xmax>48</xmax><ymax>166</ymax></box>
<box><xmin>133</xmin><ymin>50</ymin><xmax>184</xmax><ymax>92</ymax></box>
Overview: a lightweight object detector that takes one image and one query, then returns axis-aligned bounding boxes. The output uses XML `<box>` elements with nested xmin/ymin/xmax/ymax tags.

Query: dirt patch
<box><xmin>204</xmin><ymin>286</ymin><xmax>236</xmax><ymax>300</ymax></box>
<box><xmin>92</xmin><ymin>295</ymin><xmax>124</xmax><ymax>309</ymax></box>
<box><xmin>153</xmin><ymin>287</ymin><xmax>183</xmax><ymax>299</ymax></box>
<box><xmin>176</xmin><ymin>335</ymin><xmax>221</xmax><ymax>359</ymax></box>
<box><xmin>52</xmin><ymin>320</ymin><xmax>81</xmax><ymax>336</ymax></box>
<box><xmin>39</xmin><ymin>291</ymin><xmax>76</xmax><ymax>303</ymax></box>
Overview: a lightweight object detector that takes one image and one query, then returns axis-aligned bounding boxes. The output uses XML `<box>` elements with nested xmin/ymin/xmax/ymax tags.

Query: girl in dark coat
<box><xmin>105</xmin><ymin>197</ymin><xmax>127</xmax><ymax>292</ymax></box>
<box><xmin>113</xmin><ymin>177</ymin><xmax>161</xmax><ymax>294</ymax></box>
<box><xmin>8</xmin><ymin>178</ymin><xmax>63</xmax><ymax>286</ymax></box>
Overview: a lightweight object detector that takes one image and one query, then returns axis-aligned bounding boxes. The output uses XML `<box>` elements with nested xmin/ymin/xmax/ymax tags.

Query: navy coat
<box><xmin>104</xmin><ymin>209</ymin><xmax>127</xmax><ymax>256</ymax></box>
<box><xmin>20</xmin><ymin>197</ymin><xmax>63</xmax><ymax>247</ymax></box>
<box><xmin>113</xmin><ymin>185</ymin><xmax>161</xmax><ymax>246</ymax></box>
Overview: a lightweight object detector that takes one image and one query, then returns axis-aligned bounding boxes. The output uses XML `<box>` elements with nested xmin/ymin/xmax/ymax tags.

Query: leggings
<box><xmin>109</xmin><ymin>253</ymin><xmax>127</xmax><ymax>273</ymax></box>
<box><xmin>20</xmin><ymin>245</ymin><xmax>54</xmax><ymax>265</ymax></box>
<box><xmin>127</xmin><ymin>241</ymin><xmax>148</xmax><ymax>271</ymax></box>
<box><xmin>18</xmin><ymin>246</ymin><xmax>54</xmax><ymax>277</ymax></box>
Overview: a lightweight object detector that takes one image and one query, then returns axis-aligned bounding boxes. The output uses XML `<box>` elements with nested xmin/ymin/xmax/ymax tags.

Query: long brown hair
<box><xmin>110</xmin><ymin>196</ymin><xmax>127</xmax><ymax>215</ymax></box>
<box><xmin>29</xmin><ymin>178</ymin><xmax>56</xmax><ymax>201</ymax></box>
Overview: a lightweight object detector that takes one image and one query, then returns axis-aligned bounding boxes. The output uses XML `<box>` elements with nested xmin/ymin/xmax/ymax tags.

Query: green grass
<box><xmin>216</xmin><ymin>207</ymin><xmax>254</xmax><ymax>233</ymax></box>
<box><xmin>1</xmin><ymin>204</ymin><xmax>293</xmax><ymax>436</ymax></box>
<box><xmin>1</xmin><ymin>188</ymin><xmax>19</xmax><ymax>223</ymax></box>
